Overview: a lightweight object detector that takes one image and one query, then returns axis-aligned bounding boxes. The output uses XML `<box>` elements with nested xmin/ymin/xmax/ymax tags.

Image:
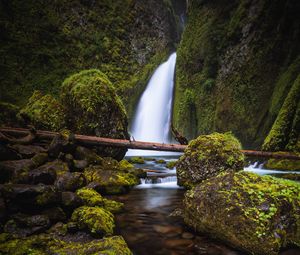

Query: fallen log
<box><xmin>0</xmin><ymin>127</ymin><xmax>299</xmax><ymax>160</ymax></box>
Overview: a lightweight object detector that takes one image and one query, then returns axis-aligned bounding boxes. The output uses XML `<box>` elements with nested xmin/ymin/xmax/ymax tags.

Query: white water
<box><xmin>127</xmin><ymin>53</ymin><xmax>177</xmax><ymax>156</ymax></box>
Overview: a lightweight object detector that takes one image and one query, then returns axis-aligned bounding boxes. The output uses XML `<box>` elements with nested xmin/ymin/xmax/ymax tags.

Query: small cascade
<box><xmin>127</xmin><ymin>53</ymin><xmax>177</xmax><ymax>156</ymax></box>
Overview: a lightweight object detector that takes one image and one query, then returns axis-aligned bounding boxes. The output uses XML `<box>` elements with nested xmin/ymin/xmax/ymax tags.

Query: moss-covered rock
<box><xmin>177</xmin><ymin>132</ymin><xmax>244</xmax><ymax>188</ymax></box>
<box><xmin>129</xmin><ymin>156</ymin><xmax>145</xmax><ymax>164</ymax></box>
<box><xmin>166</xmin><ymin>160</ymin><xmax>177</xmax><ymax>169</ymax></box>
<box><xmin>71</xmin><ymin>206</ymin><xmax>114</xmax><ymax>236</ymax></box>
<box><xmin>182</xmin><ymin>171</ymin><xmax>300</xmax><ymax>255</ymax></box>
<box><xmin>19</xmin><ymin>90</ymin><xmax>65</xmax><ymax>131</ymax></box>
<box><xmin>55</xmin><ymin>172</ymin><xmax>86</xmax><ymax>192</ymax></box>
<box><xmin>84</xmin><ymin>165</ymin><xmax>139</xmax><ymax>194</ymax></box>
<box><xmin>103</xmin><ymin>199</ymin><xmax>124</xmax><ymax>214</ymax></box>
<box><xmin>0</xmin><ymin>234</ymin><xmax>132</xmax><ymax>255</ymax></box>
<box><xmin>264</xmin><ymin>157</ymin><xmax>300</xmax><ymax>171</ymax></box>
<box><xmin>76</xmin><ymin>187</ymin><xmax>104</xmax><ymax>207</ymax></box>
<box><xmin>60</xmin><ymin>69</ymin><xmax>129</xmax><ymax>160</ymax></box>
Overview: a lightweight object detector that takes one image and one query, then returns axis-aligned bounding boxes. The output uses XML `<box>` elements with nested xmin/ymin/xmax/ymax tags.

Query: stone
<box><xmin>47</xmin><ymin>131</ymin><xmax>76</xmax><ymax>158</ymax></box>
<box><xmin>74</xmin><ymin>146</ymin><xmax>103</xmax><ymax>165</ymax></box>
<box><xmin>75</xmin><ymin>187</ymin><xmax>104</xmax><ymax>207</ymax></box>
<box><xmin>61</xmin><ymin>192</ymin><xmax>83</xmax><ymax>210</ymax></box>
<box><xmin>177</xmin><ymin>132</ymin><xmax>244</xmax><ymax>188</ymax></box>
<box><xmin>10</xmin><ymin>144</ymin><xmax>46</xmax><ymax>158</ymax></box>
<box><xmin>55</xmin><ymin>172</ymin><xmax>86</xmax><ymax>191</ymax></box>
<box><xmin>182</xmin><ymin>171</ymin><xmax>300</xmax><ymax>255</ymax></box>
<box><xmin>35</xmin><ymin>160</ymin><xmax>69</xmax><ymax>178</ymax></box>
<box><xmin>42</xmin><ymin>207</ymin><xmax>66</xmax><ymax>223</ymax></box>
<box><xmin>61</xmin><ymin>69</ymin><xmax>129</xmax><ymax>160</ymax></box>
<box><xmin>181</xmin><ymin>232</ymin><xmax>194</xmax><ymax>239</ymax></box>
<box><xmin>28</xmin><ymin>167</ymin><xmax>56</xmax><ymax>185</ymax></box>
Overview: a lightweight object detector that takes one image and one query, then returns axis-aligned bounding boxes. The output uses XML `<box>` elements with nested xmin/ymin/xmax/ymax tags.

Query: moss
<box><xmin>166</xmin><ymin>160</ymin><xmax>177</xmax><ymax>169</ymax></box>
<box><xmin>0</xmin><ymin>234</ymin><xmax>132</xmax><ymax>255</ymax></box>
<box><xmin>183</xmin><ymin>171</ymin><xmax>300</xmax><ymax>255</ymax></box>
<box><xmin>263</xmin><ymin>75</ymin><xmax>300</xmax><ymax>151</ymax></box>
<box><xmin>71</xmin><ymin>206</ymin><xmax>114</xmax><ymax>236</ymax></box>
<box><xmin>173</xmin><ymin>0</ymin><xmax>300</xmax><ymax>148</ymax></box>
<box><xmin>264</xmin><ymin>157</ymin><xmax>300</xmax><ymax>171</ymax></box>
<box><xmin>76</xmin><ymin>187</ymin><xmax>104</xmax><ymax>207</ymax></box>
<box><xmin>177</xmin><ymin>132</ymin><xmax>244</xmax><ymax>188</ymax></box>
<box><xmin>129</xmin><ymin>157</ymin><xmax>145</xmax><ymax>164</ymax></box>
<box><xmin>19</xmin><ymin>90</ymin><xmax>65</xmax><ymax>131</ymax></box>
<box><xmin>155</xmin><ymin>159</ymin><xmax>166</xmax><ymax>164</ymax></box>
<box><xmin>118</xmin><ymin>159</ymin><xmax>134</xmax><ymax>171</ymax></box>
<box><xmin>103</xmin><ymin>198</ymin><xmax>124</xmax><ymax>214</ymax></box>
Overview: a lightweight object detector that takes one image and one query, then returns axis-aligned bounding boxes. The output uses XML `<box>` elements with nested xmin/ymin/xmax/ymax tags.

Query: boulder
<box><xmin>177</xmin><ymin>132</ymin><xmax>244</xmax><ymax>188</ymax></box>
<box><xmin>55</xmin><ymin>172</ymin><xmax>86</xmax><ymax>191</ymax></box>
<box><xmin>182</xmin><ymin>171</ymin><xmax>300</xmax><ymax>255</ymax></box>
<box><xmin>264</xmin><ymin>157</ymin><xmax>300</xmax><ymax>171</ymax></box>
<box><xmin>19</xmin><ymin>90</ymin><xmax>65</xmax><ymax>131</ymax></box>
<box><xmin>0</xmin><ymin>144</ymin><xmax>21</xmax><ymax>161</ymax></box>
<box><xmin>61</xmin><ymin>192</ymin><xmax>83</xmax><ymax>210</ymax></box>
<box><xmin>28</xmin><ymin>167</ymin><xmax>56</xmax><ymax>185</ymax></box>
<box><xmin>71</xmin><ymin>206</ymin><xmax>115</xmax><ymax>236</ymax></box>
<box><xmin>76</xmin><ymin>187</ymin><xmax>104</xmax><ymax>207</ymax></box>
<box><xmin>10</xmin><ymin>144</ymin><xmax>46</xmax><ymax>159</ymax></box>
<box><xmin>47</xmin><ymin>131</ymin><xmax>76</xmax><ymax>158</ymax></box>
<box><xmin>74</xmin><ymin>146</ymin><xmax>103</xmax><ymax>165</ymax></box>
<box><xmin>41</xmin><ymin>207</ymin><xmax>66</xmax><ymax>223</ymax></box>
<box><xmin>60</xmin><ymin>69</ymin><xmax>129</xmax><ymax>160</ymax></box>
<box><xmin>35</xmin><ymin>160</ymin><xmax>69</xmax><ymax>178</ymax></box>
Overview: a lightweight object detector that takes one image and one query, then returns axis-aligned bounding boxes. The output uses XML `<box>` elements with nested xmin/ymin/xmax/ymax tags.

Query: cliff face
<box><xmin>0</xmin><ymin>0</ymin><xmax>178</xmax><ymax>113</ymax></box>
<box><xmin>173</xmin><ymin>0</ymin><xmax>300</xmax><ymax>148</ymax></box>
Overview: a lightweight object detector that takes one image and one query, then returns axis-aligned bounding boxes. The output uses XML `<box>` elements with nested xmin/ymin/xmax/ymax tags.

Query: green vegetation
<box><xmin>76</xmin><ymin>187</ymin><xmax>104</xmax><ymax>207</ymax></box>
<box><xmin>71</xmin><ymin>206</ymin><xmax>115</xmax><ymax>236</ymax></box>
<box><xmin>177</xmin><ymin>132</ymin><xmax>244</xmax><ymax>188</ymax></box>
<box><xmin>173</xmin><ymin>0</ymin><xmax>300</xmax><ymax>148</ymax></box>
<box><xmin>129</xmin><ymin>157</ymin><xmax>145</xmax><ymax>164</ymax></box>
<box><xmin>166</xmin><ymin>160</ymin><xmax>177</xmax><ymax>169</ymax></box>
<box><xmin>265</xmin><ymin>157</ymin><xmax>300</xmax><ymax>171</ymax></box>
<box><xmin>183</xmin><ymin>171</ymin><xmax>300</xmax><ymax>255</ymax></box>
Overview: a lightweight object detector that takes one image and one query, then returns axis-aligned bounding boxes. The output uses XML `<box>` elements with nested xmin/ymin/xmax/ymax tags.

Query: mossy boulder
<box><xmin>129</xmin><ymin>156</ymin><xmax>145</xmax><ymax>164</ymax></box>
<box><xmin>76</xmin><ymin>187</ymin><xmax>104</xmax><ymax>207</ymax></box>
<box><xmin>177</xmin><ymin>132</ymin><xmax>244</xmax><ymax>188</ymax></box>
<box><xmin>71</xmin><ymin>206</ymin><xmax>114</xmax><ymax>236</ymax></box>
<box><xmin>19</xmin><ymin>90</ymin><xmax>65</xmax><ymax>131</ymax></box>
<box><xmin>103</xmin><ymin>199</ymin><xmax>124</xmax><ymax>214</ymax></box>
<box><xmin>61</xmin><ymin>69</ymin><xmax>129</xmax><ymax>160</ymax></box>
<box><xmin>166</xmin><ymin>160</ymin><xmax>177</xmax><ymax>169</ymax></box>
<box><xmin>182</xmin><ymin>171</ymin><xmax>300</xmax><ymax>255</ymax></box>
<box><xmin>264</xmin><ymin>157</ymin><xmax>300</xmax><ymax>171</ymax></box>
<box><xmin>0</xmin><ymin>234</ymin><xmax>132</xmax><ymax>255</ymax></box>
<box><xmin>84</xmin><ymin>166</ymin><xmax>139</xmax><ymax>194</ymax></box>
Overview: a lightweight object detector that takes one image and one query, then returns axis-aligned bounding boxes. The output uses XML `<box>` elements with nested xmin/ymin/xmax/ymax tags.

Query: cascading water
<box><xmin>127</xmin><ymin>52</ymin><xmax>177</xmax><ymax>156</ymax></box>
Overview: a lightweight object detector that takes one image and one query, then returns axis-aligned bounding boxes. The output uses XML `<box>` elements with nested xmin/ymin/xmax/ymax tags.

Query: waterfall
<box><xmin>127</xmin><ymin>52</ymin><xmax>177</xmax><ymax>156</ymax></box>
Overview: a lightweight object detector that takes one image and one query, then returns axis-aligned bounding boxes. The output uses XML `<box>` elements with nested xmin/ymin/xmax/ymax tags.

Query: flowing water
<box><xmin>127</xmin><ymin>53</ymin><xmax>177</xmax><ymax>156</ymax></box>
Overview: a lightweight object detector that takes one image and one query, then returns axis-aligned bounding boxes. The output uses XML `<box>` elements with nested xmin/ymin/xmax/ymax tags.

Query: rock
<box><xmin>42</xmin><ymin>207</ymin><xmax>66</xmax><ymax>223</ymax></box>
<box><xmin>103</xmin><ymin>199</ymin><xmax>124</xmax><ymax>214</ymax></box>
<box><xmin>84</xmin><ymin>165</ymin><xmax>139</xmax><ymax>194</ymax></box>
<box><xmin>153</xmin><ymin>225</ymin><xmax>182</xmax><ymax>235</ymax></box>
<box><xmin>76</xmin><ymin>187</ymin><xmax>104</xmax><ymax>207</ymax></box>
<box><xmin>55</xmin><ymin>172</ymin><xmax>86</xmax><ymax>191</ymax></box>
<box><xmin>264</xmin><ymin>157</ymin><xmax>300</xmax><ymax>171</ymax></box>
<box><xmin>61</xmin><ymin>69</ymin><xmax>129</xmax><ymax>160</ymax></box>
<box><xmin>163</xmin><ymin>239</ymin><xmax>194</xmax><ymax>249</ymax></box>
<box><xmin>270</xmin><ymin>173</ymin><xmax>300</xmax><ymax>182</ymax></box>
<box><xmin>166</xmin><ymin>160</ymin><xmax>177</xmax><ymax>169</ymax></box>
<box><xmin>28</xmin><ymin>166</ymin><xmax>56</xmax><ymax>185</ymax></box>
<box><xmin>47</xmin><ymin>131</ymin><xmax>76</xmax><ymax>158</ymax></box>
<box><xmin>182</xmin><ymin>171</ymin><xmax>300</xmax><ymax>255</ymax></box>
<box><xmin>10</xmin><ymin>144</ymin><xmax>46</xmax><ymax>158</ymax></box>
<box><xmin>73</xmin><ymin>159</ymin><xmax>88</xmax><ymax>171</ymax></box>
<box><xmin>36</xmin><ymin>160</ymin><xmax>69</xmax><ymax>178</ymax></box>
<box><xmin>61</xmin><ymin>192</ymin><xmax>83</xmax><ymax>210</ymax></box>
<box><xmin>74</xmin><ymin>146</ymin><xmax>103</xmax><ymax>165</ymax></box>
<box><xmin>31</xmin><ymin>153</ymin><xmax>48</xmax><ymax>166</ymax></box>
<box><xmin>0</xmin><ymin>144</ymin><xmax>21</xmax><ymax>161</ymax></box>
<box><xmin>155</xmin><ymin>159</ymin><xmax>166</xmax><ymax>164</ymax></box>
<box><xmin>47</xmin><ymin>222</ymin><xmax>67</xmax><ymax>236</ymax></box>
<box><xmin>0</xmin><ymin>184</ymin><xmax>59</xmax><ymax>210</ymax></box>
<box><xmin>181</xmin><ymin>232</ymin><xmax>194</xmax><ymax>239</ymax></box>
<box><xmin>177</xmin><ymin>132</ymin><xmax>244</xmax><ymax>188</ymax></box>
<box><xmin>129</xmin><ymin>156</ymin><xmax>145</xmax><ymax>164</ymax></box>
<box><xmin>71</xmin><ymin>206</ymin><xmax>115</xmax><ymax>236</ymax></box>
<box><xmin>0</xmin><ymin>159</ymin><xmax>35</xmax><ymax>183</ymax></box>
<box><xmin>0</xmin><ymin>234</ymin><xmax>132</xmax><ymax>254</ymax></box>
<box><xmin>19</xmin><ymin>90</ymin><xmax>65</xmax><ymax>131</ymax></box>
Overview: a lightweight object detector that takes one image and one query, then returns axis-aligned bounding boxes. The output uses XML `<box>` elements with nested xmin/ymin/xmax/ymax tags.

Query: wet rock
<box><xmin>74</xmin><ymin>146</ymin><xmax>103</xmax><ymax>165</ymax></box>
<box><xmin>71</xmin><ymin>206</ymin><xmax>115</xmax><ymax>236</ymax></box>
<box><xmin>73</xmin><ymin>159</ymin><xmax>88</xmax><ymax>171</ymax></box>
<box><xmin>61</xmin><ymin>192</ymin><xmax>83</xmax><ymax>209</ymax></box>
<box><xmin>129</xmin><ymin>156</ymin><xmax>145</xmax><ymax>164</ymax></box>
<box><xmin>182</xmin><ymin>171</ymin><xmax>300</xmax><ymax>255</ymax></box>
<box><xmin>84</xmin><ymin>166</ymin><xmax>139</xmax><ymax>194</ymax></box>
<box><xmin>29</xmin><ymin>166</ymin><xmax>56</xmax><ymax>185</ymax></box>
<box><xmin>103</xmin><ymin>199</ymin><xmax>124</xmax><ymax>214</ymax></box>
<box><xmin>0</xmin><ymin>159</ymin><xmax>35</xmax><ymax>183</ymax></box>
<box><xmin>10</xmin><ymin>144</ymin><xmax>46</xmax><ymax>158</ymax></box>
<box><xmin>42</xmin><ymin>207</ymin><xmax>66</xmax><ymax>223</ymax></box>
<box><xmin>0</xmin><ymin>184</ymin><xmax>59</xmax><ymax>209</ymax></box>
<box><xmin>153</xmin><ymin>225</ymin><xmax>182</xmax><ymax>235</ymax></box>
<box><xmin>47</xmin><ymin>131</ymin><xmax>76</xmax><ymax>158</ymax></box>
<box><xmin>0</xmin><ymin>144</ymin><xmax>21</xmax><ymax>161</ymax></box>
<box><xmin>36</xmin><ymin>160</ymin><xmax>69</xmax><ymax>178</ymax></box>
<box><xmin>48</xmin><ymin>222</ymin><xmax>68</xmax><ymax>236</ymax></box>
<box><xmin>177</xmin><ymin>133</ymin><xmax>244</xmax><ymax>188</ymax></box>
<box><xmin>181</xmin><ymin>232</ymin><xmax>194</xmax><ymax>239</ymax></box>
<box><xmin>55</xmin><ymin>172</ymin><xmax>86</xmax><ymax>192</ymax></box>
<box><xmin>163</xmin><ymin>239</ymin><xmax>194</xmax><ymax>249</ymax></box>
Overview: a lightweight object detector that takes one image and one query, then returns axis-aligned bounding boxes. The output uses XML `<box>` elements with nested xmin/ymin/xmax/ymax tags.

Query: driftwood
<box><xmin>0</xmin><ymin>127</ymin><xmax>299</xmax><ymax>160</ymax></box>
<box><xmin>171</xmin><ymin>124</ymin><xmax>188</xmax><ymax>145</ymax></box>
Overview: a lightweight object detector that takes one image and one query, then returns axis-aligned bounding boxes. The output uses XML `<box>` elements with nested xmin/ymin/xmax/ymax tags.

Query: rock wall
<box><xmin>173</xmin><ymin>0</ymin><xmax>300</xmax><ymax>148</ymax></box>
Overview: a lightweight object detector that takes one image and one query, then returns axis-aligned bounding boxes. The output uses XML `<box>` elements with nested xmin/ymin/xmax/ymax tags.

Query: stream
<box><xmin>113</xmin><ymin>156</ymin><xmax>300</xmax><ymax>255</ymax></box>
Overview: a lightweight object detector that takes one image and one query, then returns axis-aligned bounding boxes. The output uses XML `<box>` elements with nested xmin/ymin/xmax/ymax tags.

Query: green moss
<box><xmin>183</xmin><ymin>171</ymin><xmax>300</xmax><ymax>255</ymax></box>
<box><xmin>19</xmin><ymin>90</ymin><xmax>65</xmax><ymax>131</ymax></box>
<box><xmin>103</xmin><ymin>198</ymin><xmax>124</xmax><ymax>214</ymax></box>
<box><xmin>0</xmin><ymin>234</ymin><xmax>132</xmax><ymax>255</ymax></box>
<box><xmin>118</xmin><ymin>159</ymin><xmax>134</xmax><ymax>171</ymax></box>
<box><xmin>177</xmin><ymin>132</ymin><xmax>244</xmax><ymax>188</ymax></box>
<box><xmin>155</xmin><ymin>159</ymin><xmax>166</xmax><ymax>164</ymax></box>
<box><xmin>265</xmin><ymin>157</ymin><xmax>300</xmax><ymax>171</ymax></box>
<box><xmin>166</xmin><ymin>160</ymin><xmax>177</xmax><ymax>169</ymax></box>
<box><xmin>76</xmin><ymin>187</ymin><xmax>104</xmax><ymax>207</ymax></box>
<box><xmin>71</xmin><ymin>206</ymin><xmax>114</xmax><ymax>236</ymax></box>
<box><xmin>129</xmin><ymin>157</ymin><xmax>145</xmax><ymax>164</ymax></box>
